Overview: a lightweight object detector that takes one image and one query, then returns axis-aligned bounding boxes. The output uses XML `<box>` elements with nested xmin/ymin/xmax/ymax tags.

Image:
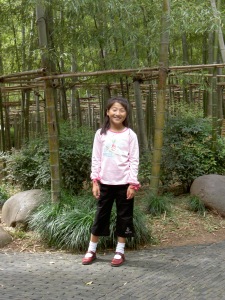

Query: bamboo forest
<box><xmin>0</xmin><ymin>0</ymin><xmax>225</xmax><ymax>202</ymax></box>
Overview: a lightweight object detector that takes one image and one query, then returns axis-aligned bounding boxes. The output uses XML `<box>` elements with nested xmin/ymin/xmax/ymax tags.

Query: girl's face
<box><xmin>107</xmin><ymin>102</ymin><xmax>127</xmax><ymax>130</ymax></box>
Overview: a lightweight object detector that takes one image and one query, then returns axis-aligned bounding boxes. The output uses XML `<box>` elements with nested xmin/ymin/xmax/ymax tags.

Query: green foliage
<box><xmin>0</xmin><ymin>184</ymin><xmax>9</xmax><ymax>207</ymax></box>
<box><xmin>3</xmin><ymin>123</ymin><xmax>94</xmax><ymax>194</ymax></box>
<box><xmin>28</xmin><ymin>190</ymin><xmax>152</xmax><ymax>251</ymax></box>
<box><xmin>139</xmin><ymin>151</ymin><xmax>152</xmax><ymax>185</ymax></box>
<box><xmin>59</xmin><ymin>123</ymin><xmax>94</xmax><ymax>194</ymax></box>
<box><xmin>2</xmin><ymin>0</ymin><xmax>221</xmax><ymax>75</ymax></box>
<box><xmin>4</xmin><ymin>138</ymin><xmax>50</xmax><ymax>190</ymax></box>
<box><xmin>187</xmin><ymin>195</ymin><xmax>206</xmax><ymax>216</ymax></box>
<box><xmin>143</xmin><ymin>192</ymin><xmax>172</xmax><ymax>216</ymax></box>
<box><xmin>10</xmin><ymin>229</ymin><xmax>27</xmax><ymax>239</ymax></box>
<box><xmin>161</xmin><ymin>112</ymin><xmax>225</xmax><ymax>192</ymax></box>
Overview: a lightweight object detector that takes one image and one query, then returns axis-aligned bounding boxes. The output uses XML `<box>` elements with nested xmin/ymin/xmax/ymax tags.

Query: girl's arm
<box><xmin>92</xmin><ymin>180</ymin><xmax>100</xmax><ymax>199</ymax></box>
<box><xmin>91</xmin><ymin>130</ymin><xmax>101</xmax><ymax>181</ymax></box>
<box><xmin>128</xmin><ymin>132</ymin><xmax>140</xmax><ymax>188</ymax></box>
<box><xmin>91</xmin><ymin>130</ymin><xmax>102</xmax><ymax>199</ymax></box>
<box><xmin>126</xmin><ymin>185</ymin><xmax>136</xmax><ymax>199</ymax></box>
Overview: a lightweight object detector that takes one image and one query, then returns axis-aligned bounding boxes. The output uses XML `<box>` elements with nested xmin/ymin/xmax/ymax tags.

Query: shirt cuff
<box><xmin>129</xmin><ymin>183</ymin><xmax>141</xmax><ymax>191</ymax></box>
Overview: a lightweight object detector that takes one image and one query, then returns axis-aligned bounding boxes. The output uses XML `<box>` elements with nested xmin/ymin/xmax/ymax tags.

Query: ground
<box><xmin>1</xmin><ymin>195</ymin><xmax>225</xmax><ymax>253</ymax></box>
<box><xmin>149</xmin><ymin>199</ymin><xmax>225</xmax><ymax>249</ymax></box>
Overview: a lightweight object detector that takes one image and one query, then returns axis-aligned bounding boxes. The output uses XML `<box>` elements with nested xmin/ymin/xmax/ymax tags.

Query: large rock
<box><xmin>190</xmin><ymin>174</ymin><xmax>225</xmax><ymax>216</ymax></box>
<box><xmin>0</xmin><ymin>227</ymin><xmax>13</xmax><ymax>247</ymax></box>
<box><xmin>2</xmin><ymin>189</ymin><xmax>46</xmax><ymax>227</ymax></box>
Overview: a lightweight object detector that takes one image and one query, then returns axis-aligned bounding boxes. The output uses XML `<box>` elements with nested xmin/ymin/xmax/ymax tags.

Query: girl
<box><xmin>82</xmin><ymin>97</ymin><xmax>140</xmax><ymax>267</ymax></box>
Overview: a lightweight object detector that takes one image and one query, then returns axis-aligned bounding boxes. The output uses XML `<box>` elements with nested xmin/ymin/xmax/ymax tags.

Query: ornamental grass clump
<box><xmin>29</xmin><ymin>191</ymin><xmax>152</xmax><ymax>251</ymax></box>
<box><xmin>188</xmin><ymin>195</ymin><xmax>206</xmax><ymax>216</ymax></box>
<box><xmin>143</xmin><ymin>192</ymin><xmax>172</xmax><ymax>216</ymax></box>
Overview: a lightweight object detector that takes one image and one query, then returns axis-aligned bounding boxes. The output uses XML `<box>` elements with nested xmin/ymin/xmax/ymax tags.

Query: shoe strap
<box><xmin>85</xmin><ymin>251</ymin><xmax>95</xmax><ymax>258</ymax></box>
<box><xmin>114</xmin><ymin>252</ymin><xmax>124</xmax><ymax>259</ymax></box>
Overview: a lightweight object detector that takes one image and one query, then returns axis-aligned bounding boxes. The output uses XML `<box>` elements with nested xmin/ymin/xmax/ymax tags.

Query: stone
<box><xmin>0</xmin><ymin>227</ymin><xmax>12</xmax><ymax>247</ymax></box>
<box><xmin>190</xmin><ymin>174</ymin><xmax>225</xmax><ymax>217</ymax></box>
<box><xmin>2</xmin><ymin>189</ymin><xmax>46</xmax><ymax>227</ymax></box>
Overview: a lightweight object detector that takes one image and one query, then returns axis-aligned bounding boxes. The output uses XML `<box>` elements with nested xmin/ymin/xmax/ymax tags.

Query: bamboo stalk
<box><xmin>1</xmin><ymin>85</ymin><xmax>44</xmax><ymax>91</ymax></box>
<box><xmin>0</xmin><ymin>63</ymin><xmax>224</xmax><ymax>86</ymax></box>
<box><xmin>0</xmin><ymin>68</ymin><xmax>46</xmax><ymax>81</ymax></box>
<box><xmin>150</xmin><ymin>0</ymin><xmax>170</xmax><ymax>195</ymax></box>
<box><xmin>35</xmin><ymin>68</ymin><xmax>159</xmax><ymax>81</ymax></box>
<box><xmin>170</xmin><ymin>73</ymin><xmax>225</xmax><ymax>77</ymax></box>
<box><xmin>3</xmin><ymin>76</ymin><xmax>45</xmax><ymax>83</ymax></box>
<box><xmin>169</xmin><ymin>63</ymin><xmax>225</xmax><ymax>70</ymax></box>
<box><xmin>34</xmin><ymin>63</ymin><xmax>225</xmax><ymax>82</ymax></box>
<box><xmin>0</xmin><ymin>90</ymin><xmax>5</xmax><ymax>152</ymax></box>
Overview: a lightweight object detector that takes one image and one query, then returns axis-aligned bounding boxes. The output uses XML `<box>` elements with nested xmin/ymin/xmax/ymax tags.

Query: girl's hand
<box><xmin>127</xmin><ymin>185</ymin><xmax>135</xmax><ymax>199</ymax></box>
<box><xmin>92</xmin><ymin>183</ymin><xmax>100</xmax><ymax>199</ymax></box>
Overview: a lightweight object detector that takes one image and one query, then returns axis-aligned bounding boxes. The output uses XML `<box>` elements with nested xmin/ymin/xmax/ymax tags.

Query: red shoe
<box><xmin>111</xmin><ymin>252</ymin><xmax>125</xmax><ymax>267</ymax></box>
<box><xmin>82</xmin><ymin>251</ymin><xmax>97</xmax><ymax>265</ymax></box>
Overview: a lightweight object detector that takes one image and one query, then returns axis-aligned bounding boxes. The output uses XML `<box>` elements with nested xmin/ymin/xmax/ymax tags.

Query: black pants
<box><xmin>91</xmin><ymin>184</ymin><xmax>134</xmax><ymax>238</ymax></box>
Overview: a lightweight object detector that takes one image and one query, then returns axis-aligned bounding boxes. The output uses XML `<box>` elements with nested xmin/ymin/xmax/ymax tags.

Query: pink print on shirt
<box><xmin>103</xmin><ymin>138</ymin><xmax>127</xmax><ymax>158</ymax></box>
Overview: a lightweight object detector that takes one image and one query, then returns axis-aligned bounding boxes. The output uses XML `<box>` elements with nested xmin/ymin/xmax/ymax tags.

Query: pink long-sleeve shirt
<box><xmin>91</xmin><ymin>127</ymin><xmax>139</xmax><ymax>186</ymax></box>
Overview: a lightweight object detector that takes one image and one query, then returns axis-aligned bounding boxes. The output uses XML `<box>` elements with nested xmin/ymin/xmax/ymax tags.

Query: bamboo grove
<box><xmin>0</xmin><ymin>0</ymin><xmax>225</xmax><ymax>201</ymax></box>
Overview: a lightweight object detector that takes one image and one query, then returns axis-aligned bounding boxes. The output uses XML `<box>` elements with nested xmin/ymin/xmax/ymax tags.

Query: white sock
<box><xmin>85</xmin><ymin>241</ymin><xmax>98</xmax><ymax>258</ymax></box>
<box><xmin>115</xmin><ymin>242</ymin><xmax>125</xmax><ymax>255</ymax></box>
<box><xmin>87</xmin><ymin>241</ymin><xmax>98</xmax><ymax>254</ymax></box>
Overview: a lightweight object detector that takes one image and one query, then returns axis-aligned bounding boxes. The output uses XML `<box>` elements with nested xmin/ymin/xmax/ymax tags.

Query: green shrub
<box><xmin>139</xmin><ymin>151</ymin><xmax>152</xmax><ymax>185</ymax></box>
<box><xmin>143</xmin><ymin>192</ymin><xmax>172</xmax><ymax>216</ymax></box>
<box><xmin>28</xmin><ymin>191</ymin><xmax>152</xmax><ymax>251</ymax></box>
<box><xmin>4</xmin><ymin>138</ymin><xmax>51</xmax><ymax>190</ymax></box>
<box><xmin>0</xmin><ymin>185</ymin><xmax>9</xmax><ymax>207</ymax></box>
<box><xmin>4</xmin><ymin>122</ymin><xmax>94</xmax><ymax>194</ymax></box>
<box><xmin>161</xmin><ymin>115</ymin><xmax>225</xmax><ymax>192</ymax></box>
<box><xmin>59</xmin><ymin>123</ymin><xmax>94</xmax><ymax>193</ymax></box>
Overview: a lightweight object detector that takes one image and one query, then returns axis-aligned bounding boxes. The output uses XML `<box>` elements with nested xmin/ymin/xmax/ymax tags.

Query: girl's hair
<box><xmin>100</xmin><ymin>97</ymin><xmax>130</xmax><ymax>135</ymax></box>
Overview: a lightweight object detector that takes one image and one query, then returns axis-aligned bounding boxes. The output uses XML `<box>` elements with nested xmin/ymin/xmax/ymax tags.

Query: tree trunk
<box><xmin>210</xmin><ymin>0</ymin><xmax>224</xmax><ymax>137</ymax></box>
<box><xmin>35</xmin><ymin>91</ymin><xmax>41</xmax><ymax>135</ymax></box>
<box><xmin>101</xmin><ymin>85</ymin><xmax>111</xmax><ymax>123</ymax></box>
<box><xmin>36</xmin><ymin>2</ymin><xmax>61</xmax><ymax>203</ymax></box>
<box><xmin>59</xmin><ymin>9</ymin><xmax>69</xmax><ymax>121</ymax></box>
<box><xmin>146</xmin><ymin>85</ymin><xmax>154</xmax><ymax>149</ymax></box>
<box><xmin>4</xmin><ymin>106</ymin><xmax>11</xmax><ymax>150</ymax></box>
<box><xmin>71</xmin><ymin>54</ymin><xmax>77</xmax><ymax>127</ymax></box>
<box><xmin>182</xmin><ymin>33</ymin><xmax>189</xmax><ymax>65</ymax></box>
<box><xmin>8</xmin><ymin>0</ymin><xmax>21</xmax><ymax>71</ymax></box>
<box><xmin>211</xmin><ymin>26</ymin><xmax>219</xmax><ymax>151</ymax></box>
<box><xmin>210</xmin><ymin>0</ymin><xmax>225</xmax><ymax>63</ymax></box>
<box><xmin>0</xmin><ymin>37</ymin><xmax>3</xmax><ymax>74</ymax></box>
<box><xmin>75</xmin><ymin>90</ymin><xmax>82</xmax><ymax>127</ymax></box>
<box><xmin>150</xmin><ymin>0</ymin><xmax>170</xmax><ymax>195</ymax></box>
<box><xmin>133</xmin><ymin>79</ymin><xmax>148</xmax><ymax>154</ymax></box>
<box><xmin>0</xmin><ymin>90</ymin><xmax>5</xmax><ymax>152</ymax></box>
<box><xmin>24</xmin><ymin>90</ymin><xmax>30</xmax><ymax>141</ymax></box>
<box><xmin>20</xmin><ymin>91</ymin><xmax>25</xmax><ymax>144</ymax></box>
<box><xmin>206</xmin><ymin>32</ymin><xmax>214</xmax><ymax>117</ymax></box>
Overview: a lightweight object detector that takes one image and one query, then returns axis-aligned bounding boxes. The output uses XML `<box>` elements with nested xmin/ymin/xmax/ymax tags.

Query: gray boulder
<box><xmin>0</xmin><ymin>227</ymin><xmax>13</xmax><ymax>247</ymax></box>
<box><xmin>2</xmin><ymin>189</ymin><xmax>46</xmax><ymax>227</ymax></box>
<box><xmin>190</xmin><ymin>174</ymin><xmax>225</xmax><ymax>216</ymax></box>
